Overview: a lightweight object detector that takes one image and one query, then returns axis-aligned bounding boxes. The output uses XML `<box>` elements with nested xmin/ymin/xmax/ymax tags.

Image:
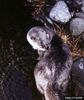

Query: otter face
<box><xmin>27</xmin><ymin>27</ymin><xmax>52</xmax><ymax>51</ymax></box>
<box><xmin>27</xmin><ymin>33</ymin><xmax>46</xmax><ymax>51</ymax></box>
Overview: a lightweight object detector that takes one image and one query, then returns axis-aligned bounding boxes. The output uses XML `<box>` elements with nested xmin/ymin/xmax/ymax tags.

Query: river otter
<box><xmin>27</xmin><ymin>26</ymin><xmax>73</xmax><ymax>100</ymax></box>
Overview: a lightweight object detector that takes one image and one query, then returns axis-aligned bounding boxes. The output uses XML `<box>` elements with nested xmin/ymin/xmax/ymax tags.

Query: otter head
<box><xmin>27</xmin><ymin>26</ymin><xmax>54</xmax><ymax>51</ymax></box>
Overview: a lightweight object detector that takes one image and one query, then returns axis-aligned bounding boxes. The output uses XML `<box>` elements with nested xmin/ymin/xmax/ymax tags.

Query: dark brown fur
<box><xmin>34</xmin><ymin>35</ymin><xmax>73</xmax><ymax>100</ymax></box>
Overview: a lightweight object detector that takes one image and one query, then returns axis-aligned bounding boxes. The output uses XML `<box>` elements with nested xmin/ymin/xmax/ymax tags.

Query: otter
<box><xmin>27</xmin><ymin>26</ymin><xmax>73</xmax><ymax>100</ymax></box>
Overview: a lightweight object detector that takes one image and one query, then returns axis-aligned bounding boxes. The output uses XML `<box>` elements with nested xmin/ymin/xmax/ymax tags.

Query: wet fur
<box><xmin>34</xmin><ymin>35</ymin><xmax>72</xmax><ymax>100</ymax></box>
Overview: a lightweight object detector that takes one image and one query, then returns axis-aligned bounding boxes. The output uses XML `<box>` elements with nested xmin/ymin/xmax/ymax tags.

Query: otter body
<box><xmin>34</xmin><ymin>43</ymin><xmax>72</xmax><ymax>100</ymax></box>
<box><xmin>27</xmin><ymin>27</ymin><xmax>73</xmax><ymax>100</ymax></box>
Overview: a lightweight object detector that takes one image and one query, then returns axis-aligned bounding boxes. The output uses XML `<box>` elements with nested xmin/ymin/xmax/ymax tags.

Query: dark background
<box><xmin>0</xmin><ymin>0</ymin><xmax>43</xmax><ymax>100</ymax></box>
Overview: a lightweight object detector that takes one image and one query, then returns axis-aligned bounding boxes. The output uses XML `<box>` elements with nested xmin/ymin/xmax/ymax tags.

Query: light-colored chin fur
<box><xmin>27</xmin><ymin>33</ymin><xmax>46</xmax><ymax>51</ymax></box>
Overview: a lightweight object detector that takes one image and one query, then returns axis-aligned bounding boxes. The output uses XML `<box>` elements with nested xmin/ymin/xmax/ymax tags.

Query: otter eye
<box><xmin>31</xmin><ymin>37</ymin><xmax>36</xmax><ymax>40</ymax></box>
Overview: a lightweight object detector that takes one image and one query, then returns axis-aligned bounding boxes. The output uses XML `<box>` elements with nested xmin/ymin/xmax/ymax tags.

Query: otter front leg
<box><xmin>44</xmin><ymin>85</ymin><xmax>61</xmax><ymax>100</ymax></box>
<box><xmin>34</xmin><ymin>70</ymin><xmax>48</xmax><ymax>95</ymax></box>
<box><xmin>35</xmin><ymin>82</ymin><xmax>44</xmax><ymax>95</ymax></box>
<box><xmin>34</xmin><ymin>72</ymin><xmax>44</xmax><ymax>94</ymax></box>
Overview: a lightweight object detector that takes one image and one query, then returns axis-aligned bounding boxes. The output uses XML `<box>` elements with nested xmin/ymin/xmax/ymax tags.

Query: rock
<box><xmin>81</xmin><ymin>0</ymin><xmax>84</xmax><ymax>12</ymax></box>
<box><xmin>81</xmin><ymin>6</ymin><xmax>84</xmax><ymax>12</ymax></box>
<box><xmin>70</xmin><ymin>18</ymin><xmax>84</xmax><ymax>35</ymax></box>
<box><xmin>67</xmin><ymin>0</ymin><xmax>82</xmax><ymax>10</ymax></box>
<box><xmin>72</xmin><ymin>57</ymin><xmax>84</xmax><ymax>88</ymax></box>
<box><xmin>82</xmin><ymin>0</ymin><xmax>84</xmax><ymax>6</ymax></box>
<box><xmin>82</xmin><ymin>34</ymin><xmax>84</xmax><ymax>40</ymax></box>
<box><xmin>73</xmin><ymin>0</ymin><xmax>82</xmax><ymax>5</ymax></box>
<box><xmin>75</xmin><ymin>12</ymin><xmax>84</xmax><ymax>19</ymax></box>
<box><xmin>49</xmin><ymin>1</ymin><xmax>71</xmax><ymax>23</ymax></box>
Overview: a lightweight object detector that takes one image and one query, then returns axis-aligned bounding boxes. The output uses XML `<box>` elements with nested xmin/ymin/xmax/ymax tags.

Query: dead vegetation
<box><xmin>30</xmin><ymin>0</ymin><xmax>84</xmax><ymax>60</ymax></box>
